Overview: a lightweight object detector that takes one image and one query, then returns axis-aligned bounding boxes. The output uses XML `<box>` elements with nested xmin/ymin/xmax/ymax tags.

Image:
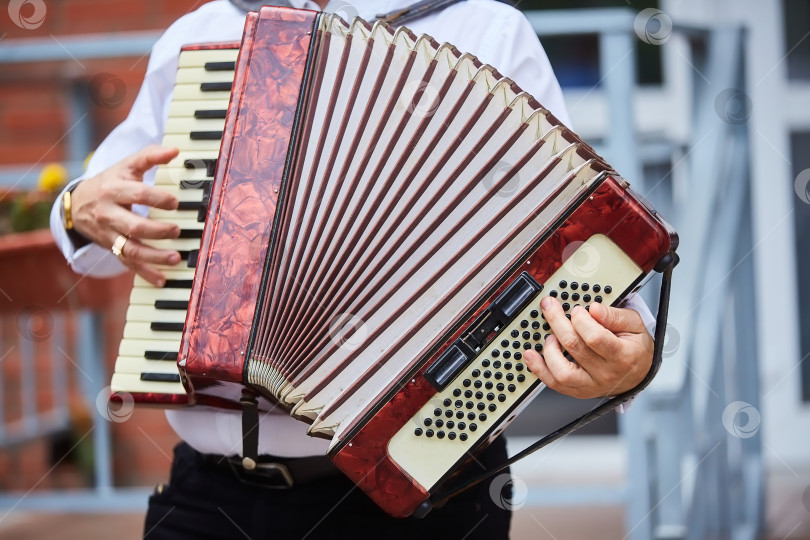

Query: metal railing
<box><xmin>0</xmin><ymin>8</ymin><xmax>762</xmax><ymax>539</ymax></box>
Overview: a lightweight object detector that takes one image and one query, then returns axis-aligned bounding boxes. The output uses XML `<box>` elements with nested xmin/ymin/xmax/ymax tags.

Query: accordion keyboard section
<box><xmin>386</xmin><ymin>234</ymin><xmax>641</xmax><ymax>490</ymax></box>
<box><xmin>111</xmin><ymin>46</ymin><xmax>238</xmax><ymax>403</ymax></box>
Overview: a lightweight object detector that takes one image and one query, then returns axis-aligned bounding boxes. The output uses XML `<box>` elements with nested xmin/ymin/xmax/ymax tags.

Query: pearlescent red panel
<box><xmin>179</xmin><ymin>7</ymin><xmax>318</xmax><ymax>405</ymax></box>
<box><xmin>331</xmin><ymin>175</ymin><xmax>676</xmax><ymax>517</ymax></box>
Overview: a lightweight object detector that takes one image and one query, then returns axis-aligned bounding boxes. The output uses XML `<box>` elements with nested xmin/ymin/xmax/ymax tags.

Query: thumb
<box><xmin>123</xmin><ymin>145</ymin><xmax>179</xmax><ymax>178</ymax></box>
<box><xmin>588</xmin><ymin>302</ymin><xmax>646</xmax><ymax>334</ymax></box>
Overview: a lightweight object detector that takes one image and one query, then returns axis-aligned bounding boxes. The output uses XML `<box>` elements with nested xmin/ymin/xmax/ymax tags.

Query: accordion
<box><xmin>112</xmin><ymin>7</ymin><xmax>677</xmax><ymax>517</ymax></box>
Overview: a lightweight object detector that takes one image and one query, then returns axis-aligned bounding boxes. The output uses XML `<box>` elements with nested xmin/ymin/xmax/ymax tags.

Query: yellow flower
<box><xmin>37</xmin><ymin>163</ymin><xmax>68</xmax><ymax>192</ymax></box>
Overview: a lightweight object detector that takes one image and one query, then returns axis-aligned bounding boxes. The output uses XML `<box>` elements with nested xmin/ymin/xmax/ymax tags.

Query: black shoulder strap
<box><xmin>373</xmin><ymin>0</ymin><xmax>465</xmax><ymax>25</ymax></box>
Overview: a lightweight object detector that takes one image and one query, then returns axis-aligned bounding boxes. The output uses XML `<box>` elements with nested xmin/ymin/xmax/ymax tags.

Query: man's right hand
<box><xmin>71</xmin><ymin>145</ymin><xmax>182</xmax><ymax>287</ymax></box>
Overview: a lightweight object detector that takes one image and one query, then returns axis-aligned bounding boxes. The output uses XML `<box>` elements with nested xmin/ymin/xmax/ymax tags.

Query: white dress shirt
<box><xmin>50</xmin><ymin>0</ymin><xmax>648</xmax><ymax>457</ymax></box>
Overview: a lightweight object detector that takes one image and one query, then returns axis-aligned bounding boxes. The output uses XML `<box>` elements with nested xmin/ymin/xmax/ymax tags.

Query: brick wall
<box><xmin>0</xmin><ymin>1</ymin><xmax>220</xmax><ymax>493</ymax></box>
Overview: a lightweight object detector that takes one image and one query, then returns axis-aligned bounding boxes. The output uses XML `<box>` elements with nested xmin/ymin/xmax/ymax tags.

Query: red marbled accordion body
<box><xmin>178</xmin><ymin>8</ymin><xmax>317</xmax><ymax>406</ymax></box>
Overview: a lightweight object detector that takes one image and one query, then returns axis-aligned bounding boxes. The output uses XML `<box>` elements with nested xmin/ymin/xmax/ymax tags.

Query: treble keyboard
<box><xmin>111</xmin><ymin>44</ymin><xmax>239</xmax><ymax>404</ymax></box>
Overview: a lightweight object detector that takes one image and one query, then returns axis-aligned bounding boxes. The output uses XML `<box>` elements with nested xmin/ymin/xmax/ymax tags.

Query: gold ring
<box><xmin>111</xmin><ymin>234</ymin><xmax>129</xmax><ymax>259</ymax></box>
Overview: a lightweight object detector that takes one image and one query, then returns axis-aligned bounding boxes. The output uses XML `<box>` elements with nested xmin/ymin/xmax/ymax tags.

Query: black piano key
<box><xmin>194</xmin><ymin>109</ymin><xmax>227</xmax><ymax>119</ymax></box>
<box><xmin>151</xmin><ymin>322</ymin><xmax>185</xmax><ymax>332</ymax></box>
<box><xmin>164</xmin><ymin>279</ymin><xmax>194</xmax><ymax>289</ymax></box>
<box><xmin>177</xmin><ymin>250</ymin><xmax>190</xmax><ymax>262</ymax></box>
<box><xmin>154</xmin><ymin>300</ymin><xmax>189</xmax><ymax>310</ymax></box>
<box><xmin>204</xmin><ymin>61</ymin><xmax>236</xmax><ymax>71</ymax></box>
<box><xmin>190</xmin><ymin>131</ymin><xmax>223</xmax><ymax>140</ymax></box>
<box><xmin>177</xmin><ymin>201</ymin><xmax>202</xmax><ymax>211</ymax></box>
<box><xmin>183</xmin><ymin>159</ymin><xmax>217</xmax><ymax>177</ymax></box>
<box><xmin>200</xmin><ymin>82</ymin><xmax>232</xmax><ymax>92</ymax></box>
<box><xmin>180</xmin><ymin>179</ymin><xmax>212</xmax><ymax>190</ymax></box>
<box><xmin>144</xmin><ymin>350</ymin><xmax>178</xmax><ymax>361</ymax></box>
<box><xmin>178</xmin><ymin>229</ymin><xmax>203</xmax><ymax>239</ymax></box>
<box><xmin>187</xmin><ymin>249</ymin><xmax>200</xmax><ymax>268</ymax></box>
<box><xmin>140</xmin><ymin>372</ymin><xmax>181</xmax><ymax>383</ymax></box>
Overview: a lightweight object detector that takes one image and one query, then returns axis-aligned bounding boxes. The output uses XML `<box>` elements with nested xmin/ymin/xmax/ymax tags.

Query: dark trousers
<box><xmin>144</xmin><ymin>439</ymin><xmax>511</xmax><ymax>539</ymax></box>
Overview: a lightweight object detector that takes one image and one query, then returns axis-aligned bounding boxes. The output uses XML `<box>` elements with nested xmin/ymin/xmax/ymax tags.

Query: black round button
<box><xmin>506</xmin><ymin>373</ymin><xmax>515</xmax><ymax>381</ymax></box>
<box><xmin>488</xmin><ymin>403</ymin><xmax>497</xmax><ymax>412</ymax></box>
<box><xmin>572</xmin><ymin>293</ymin><xmax>580</xmax><ymax>301</ymax></box>
<box><xmin>559</xmin><ymin>280</ymin><xmax>567</xmax><ymax>288</ymax></box>
<box><xmin>446</xmin><ymin>420</ymin><xmax>454</xmax><ymax>429</ymax></box>
<box><xmin>523</xmin><ymin>342</ymin><xmax>532</xmax><ymax>350</ymax></box>
<box><xmin>583</xmin><ymin>294</ymin><xmax>591</xmax><ymax>302</ymax></box>
<box><xmin>445</xmin><ymin>409</ymin><xmax>454</xmax><ymax>418</ymax></box>
<box><xmin>534</xmin><ymin>344</ymin><xmax>542</xmax><ymax>352</ymax></box>
<box><xmin>437</xmin><ymin>431</ymin><xmax>445</xmax><ymax>439</ymax></box>
<box><xmin>530</xmin><ymin>310</ymin><xmax>539</xmax><ymax>319</ymax></box>
<box><xmin>424</xmin><ymin>418</ymin><xmax>432</xmax><ymax>426</ymax></box>
<box><xmin>463</xmin><ymin>379</ymin><xmax>471</xmax><ymax>387</ymax></box>
<box><xmin>434</xmin><ymin>408</ymin><xmax>442</xmax><ymax>416</ymax></box>
<box><xmin>498</xmin><ymin>394</ymin><xmax>507</xmax><ymax>402</ymax></box>
<box><xmin>513</xmin><ymin>352</ymin><xmax>522</xmax><ymax>360</ymax></box>
<box><xmin>504</xmin><ymin>362</ymin><xmax>513</xmax><ymax>370</ymax></box>
<box><xmin>475</xmin><ymin>391</ymin><xmax>484</xmax><ymax>399</ymax></box>
<box><xmin>532</xmin><ymin>321</ymin><xmax>540</xmax><ymax>329</ymax></box>
<box><xmin>486</xmin><ymin>392</ymin><xmax>495</xmax><ymax>401</ymax></box>
<box><xmin>483</xmin><ymin>370</ymin><xmax>492</xmax><ymax>379</ymax></box>
<box><xmin>512</xmin><ymin>340</ymin><xmax>521</xmax><ymax>349</ymax></box>
<box><xmin>460</xmin><ymin>433</ymin><xmax>468</xmax><ymax>441</ymax></box>
<box><xmin>517</xmin><ymin>374</ymin><xmax>526</xmax><ymax>383</ymax></box>
<box><xmin>520</xmin><ymin>319</ymin><xmax>529</xmax><ymax>328</ymax></box>
<box><xmin>466</xmin><ymin>401</ymin><xmax>474</xmax><ymax>409</ymax></box>
<box><xmin>508</xmin><ymin>384</ymin><xmax>516</xmax><ymax>392</ymax></box>
<box><xmin>464</xmin><ymin>390</ymin><xmax>473</xmax><ymax>398</ymax></box>
<box><xmin>435</xmin><ymin>419</ymin><xmax>444</xmax><ymax>427</ymax></box>
<box><xmin>581</xmin><ymin>283</ymin><xmax>589</xmax><ymax>291</ymax></box>
<box><xmin>485</xmin><ymin>381</ymin><xmax>494</xmax><ymax>390</ymax></box>
<box><xmin>533</xmin><ymin>332</ymin><xmax>541</xmax><ymax>340</ymax></box>
<box><xmin>479</xmin><ymin>413</ymin><xmax>487</xmax><ymax>421</ymax></box>
<box><xmin>443</xmin><ymin>398</ymin><xmax>451</xmax><ymax>407</ymax></box>
<box><xmin>510</xmin><ymin>329</ymin><xmax>519</xmax><ymax>338</ymax></box>
<box><xmin>481</xmin><ymin>359</ymin><xmax>490</xmax><ymax>368</ymax></box>
<box><xmin>496</xmin><ymin>382</ymin><xmax>505</xmax><ymax>391</ymax></box>
<box><xmin>604</xmin><ymin>285</ymin><xmax>613</xmax><ymax>294</ymax></box>
<box><xmin>448</xmin><ymin>432</ymin><xmax>456</xmax><ymax>440</ymax></box>
<box><xmin>453</xmin><ymin>388</ymin><xmax>462</xmax><ymax>397</ymax></box>
<box><xmin>494</xmin><ymin>372</ymin><xmax>503</xmax><ymax>380</ymax></box>
<box><xmin>456</xmin><ymin>411</ymin><xmax>464</xmax><ymax>419</ymax></box>
<box><xmin>471</xmin><ymin>369</ymin><xmax>481</xmax><ymax>378</ymax></box>
<box><xmin>491</xmin><ymin>349</ymin><xmax>500</xmax><ymax>358</ymax></box>
<box><xmin>543</xmin><ymin>322</ymin><xmax>550</xmax><ymax>330</ymax></box>
<box><xmin>560</xmin><ymin>291</ymin><xmax>569</xmax><ymax>300</ymax></box>
<box><xmin>502</xmin><ymin>351</ymin><xmax>511</xmax><ymax>359</ymax></box>
<box><xmin>474</xmin><ymin>380</ymin><xmax>483</xmax><ymax>388</ymax></box>
<box><xmin>595</xmin><ymin>296</ymin><xmax>603</xmax><ymax>303</ymax></box>
<box><xmin>414</xmin><ymin>428</ymin><xmax>423</xmax><ymax>436</ymax></box>
<box><xmin>458</xmin><ymin>422</ymin><xmax>466</xmax><ymax>430</ymax></box>
<box><xmin>455</xmin><ymin>400</ymin><xmax>463</xmax><ymax>408</ymax></box>
<box><xmin>469</xmin><ymin>424</ymin><xmax>478</xmax><ymax>432</ymax></box>
<box><xmin>501</xmin><ymin>339</ymin><xmax>510</xmax><ymax>347</ymax></box>
<box><xmin>562</xmin><ymin>302</ymin><xmax>570</xmax><ymax>311</ymax></box>
<box><xmin>477</xmin><ymin>402</ymin><xmax>486</xmax><ymax>410</ymax></box>
<box><xmin>593</xmin><ymin>284</ymin><xmax>601</xmax><ymax>293</ymax></box>
<box><xmin>570</xmin><ymin>282</ymin><xmax>578</xmax><ymax>290</ymax></box>
<box><xmin>549</xmin><ymin>290</ymin><xmax>558</xmax><ymax>298</ymax></box>
<box><xmin>426</xmin><ymin>429</ymin><xmax>434</xmax><ymax>437</ymax></box>
<box><xmin>493</xmin><ymin>360</ymin><xmax>502</xmax><ymax>369</ymax></box>
<box><xmin>522</xmin><ymin>330</ymin><xmax>531</xmax><ymax>340</ymax></box>
<box><xmin>516</xmin><ymin>363</ymin><xmax>524</xmax><ymax>371</ymax></box>
<box><xmin>468</xmin><ymin>412</ymin><xmax>476</xmax><ymax>420</ymax></box>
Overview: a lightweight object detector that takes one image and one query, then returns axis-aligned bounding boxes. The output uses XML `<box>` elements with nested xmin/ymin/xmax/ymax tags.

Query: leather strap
<box><xmin>373</xmin><ymin>0</ymin><xmax>464</xmax><ymax>25</ymax></box>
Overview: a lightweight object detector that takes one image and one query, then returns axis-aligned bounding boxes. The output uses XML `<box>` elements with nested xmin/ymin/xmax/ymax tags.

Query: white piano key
<box><xmin>149</xmin><ymin>208</ymin><xmax>201</xmax><ymax>221</ymax></box>
<box><xmin>177</xmin><ymin>48</ymin><xmax>239</xmax><ymax>68</ymax></box>
<box><xmin>162</xmin><ymin>134</ymin><xmax>223</xmax><ymax>152</ymax></box>
<box><xmin>111</xmin><ymin>372</ymin><xmax>186</xmax><ymax>395</ymax></box>
<box><xmin>168</xmin><ymin>100</ymin><xmax>231</xmax><ymax>119</ymax></box>
<box><xmin>165</xmin><ymin>116</ymin><xmax>226</xmax><ymax>134</ymax></box>
<box><xmin>166</xmin><ymin>151</ymin><xmax>221</xmax><ymax>169</ymax></box>
<box><xmin>175</xmin><ymin>66</ymin><xmax>236</xmax><ymax>84</ymax></box>
<box><xmin>173</xmin><ymin>83</ymin><xmax>232</xmax><ymax>102</ymax></box>
<box><xmin>123</xmin><ymin>322</ymin><xmax>184</xmax><ymax>341</ymax></box>
<box><xmin>113</xmin><ymin>356</ymin><xmax>182</xmax><ymax>375</ymax></box>
<box><xmin>154</xmin><ymin>166</ymin><xmax>212</xmax><ymax>186</ymax></box>
<box><xmin>148</xmin><ymin>184</ymin><xmax>208</xmax><ymax>202</ymax></box>
<box><xmin>128</xmin><ymin>286</ymin><xmax>191</xmax><ymax>305</ymax></box>
<box><xmin>140</xmin><ymin>238</ymin><xmax>202</xmax><ymax>251</ymax></box>
<box><xmin>118</xmin><ymin>339</ymin><xmax>183</xmax><ymax>358</ymax></box>
<box><xmin>127</xmin><ymin>305</ymin><xmax>188</xmax><ymax>324</ymax></box>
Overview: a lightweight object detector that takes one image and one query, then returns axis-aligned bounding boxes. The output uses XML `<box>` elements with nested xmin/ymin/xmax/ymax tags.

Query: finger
<box><xmin>569</xmin><ymin>305</ymin><xmax>624</xmax><ymax>360</ymax></box>
<box><xmin>119</xmin><ymin>238</ymin><xmax>181</xmax><ymax>267</ymax></box>
<box><xmin>105</xmin><ymin>206</ymin><xmax>180</xmax><ymax>240</ymax></box>
<box><xmin>122</xmin><ymin>145</ymin><xmax>179</xmax><ymax>178</ymax></box>
<box><xmin>587</xmin><ymin>302</ymin><xmax>646</xmax><ymax>334</ymax></box>
<box><xmin>127</xmin><ymin>259</ymin><xmax>168</xmax><ymax>288</ymax></box>
<box><xmin>536</xmin><ymin>335</ymin><xmax>594</xmax><ymax>397</ymax></box>
<box><xmin>108</xmin><ymin>180</ymin><xmax>179</xmax><ymax>210</ymax></box>
<box><xmin>539</xmin><ymin>296</ymin><xmax>598</xmax><ymax>363</ymax></box>
<box><xmin>523</xmin><ymin>349</ymin><xmax>558</xmax><ymax>387</ymax></box>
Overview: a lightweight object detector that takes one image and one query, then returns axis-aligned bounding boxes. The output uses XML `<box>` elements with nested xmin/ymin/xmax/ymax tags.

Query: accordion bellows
<box><xmin>143</xmin><ymin>7</ymin><xmax>677</xmax><ymax>516</ymax></box>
